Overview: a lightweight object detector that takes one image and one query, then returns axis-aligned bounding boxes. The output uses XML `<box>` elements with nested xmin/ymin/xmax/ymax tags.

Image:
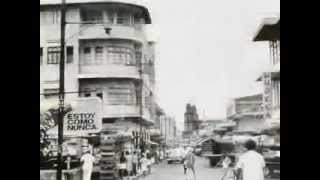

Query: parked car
<box><xmin>261</xmin><ymin>146</ymin><xmax>280</xmax><ymax>178</ymax></box>
<box><xmin>167</xmin><ymin>148</ymin><xmax>184</xmax><ymax>164</ymax></box>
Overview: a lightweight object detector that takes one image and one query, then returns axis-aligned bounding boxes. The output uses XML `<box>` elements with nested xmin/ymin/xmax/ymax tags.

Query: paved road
<box><xmin>141</xmin><ymin>156</ymin><xmax>279</xmax><ymax>180</ymax></box>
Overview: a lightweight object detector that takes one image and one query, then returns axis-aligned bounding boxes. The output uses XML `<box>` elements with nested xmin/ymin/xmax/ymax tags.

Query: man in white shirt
<box><xmin>235</xmin><ymin>140</ymin><xmax>265</xmax><ymax>180</ymax></box>
<box><xmin>80</xmin><ymin>148</ymin><xmax>95</xmax><ymax>180</ymax></box>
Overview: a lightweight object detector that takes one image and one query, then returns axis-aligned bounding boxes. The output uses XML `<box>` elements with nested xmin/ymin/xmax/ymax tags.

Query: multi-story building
<box><xmin>226</xmin><ymin>94</ymin><xmax>265</xmax><ymax>132</ymax></box>
<box><xmin>253</xmin><ymin>17</ymin><xmax>280</xmax><ymax>137</ymax></box>
<box><xmin>183</xmin><ymin>104</ymin><xmax>200</xmax><ymax>136</ymax></box>
<box><xmin>159</xmin><ymin>115</ymin><xmax>177</xmax><ymax>147</ymax></box>
<box><xmin>40</xmin><ymin>0</ymin><xmax>156</xmax><ymax>135</ymax></box>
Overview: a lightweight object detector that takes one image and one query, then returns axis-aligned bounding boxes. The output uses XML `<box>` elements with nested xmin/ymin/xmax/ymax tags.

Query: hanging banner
<box><xmin>263</xmin><ymin>72</ymin><xmax>272</xmax><ymax>120</ymax></box>
<box><xmin>63</xmin><ymin>97</ymin><xmax>102</xmax><ymax>136</ymax></box>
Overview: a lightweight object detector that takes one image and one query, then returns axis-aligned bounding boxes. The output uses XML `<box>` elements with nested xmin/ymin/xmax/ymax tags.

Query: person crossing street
<box><xmin>234</xmin><ymin>140</ymin><xmax>266</xmax><ymax>180</ymax></box>
<box><xmin>184</xmin><ymin>147</ymin><xmax>196</xmax><ymax>180</ymax></box>
<box><xmin>80</xmin><ymin>147</ymin><xmax>95</xmax><ymax>180</ymax></box>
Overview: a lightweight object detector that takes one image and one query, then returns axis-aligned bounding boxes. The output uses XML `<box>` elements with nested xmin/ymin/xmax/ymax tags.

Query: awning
<box><xmin>256</xmin><ymin>64</ymin><xmax>280</xmax><ymax>81</ymax></box>
<box><xmin>148</xmin><ymin>129</ymin><xmax>161</xmax><ymax>136</ymax></box>
<box><xmin>253</xmin><ymin>17</ymin><xmax>280</xmax><ymax>41</ymax></box>
<box><xmin>46</xmin><ymin>125</ymin><xmax>88</xmax><ymax>138</ymax></box>
<box><xmin>148</xmin><ymin>140</ymin><xmax>158</xmax><ymax>146</ymax></box>
<box><xmin>40</xmin><ymin>99</ymin><xmax>72</xmax><ymax>113</ymax></box>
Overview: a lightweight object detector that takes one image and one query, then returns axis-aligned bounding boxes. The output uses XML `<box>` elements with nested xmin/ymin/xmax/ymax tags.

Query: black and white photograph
<box><xmin>40</xmin><ymin>0</ymin><xmax>280</xmax><ymax>180</ymax></box>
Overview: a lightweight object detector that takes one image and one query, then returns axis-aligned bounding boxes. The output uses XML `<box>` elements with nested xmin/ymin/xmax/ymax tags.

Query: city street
<box><xmin>141</xmin><ymin>156</ymin><xmax>279</xmax><ymax>180</ymax></box>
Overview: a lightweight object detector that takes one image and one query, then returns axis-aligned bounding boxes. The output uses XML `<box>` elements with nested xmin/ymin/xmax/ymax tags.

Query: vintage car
<box><xmin>167</xmin><ymin>148</ymin><xmax>184</xmax><ymax>164</ymax></box>
<box><xmin>261</xmin><ymin>145</ymin><xmax>280</xmax><ymax>178</ymax></box>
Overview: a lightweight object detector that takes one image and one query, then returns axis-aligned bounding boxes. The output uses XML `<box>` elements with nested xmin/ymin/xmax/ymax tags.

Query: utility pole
<box><xmin>57</xmin><ymin>0</ymin><xmax>66</xmax><ymax>180</ymax></box>
<box><xmin>138</xmin><ymin>50</ymin><xmax>143</xmax><ymax>162</ymax></box>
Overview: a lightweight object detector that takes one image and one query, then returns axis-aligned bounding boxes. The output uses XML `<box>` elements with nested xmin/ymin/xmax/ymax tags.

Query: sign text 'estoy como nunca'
<box><xmin>63</xmin><ymin>97</ymin><xmax>102</xmax><ymax>136</ymax></box>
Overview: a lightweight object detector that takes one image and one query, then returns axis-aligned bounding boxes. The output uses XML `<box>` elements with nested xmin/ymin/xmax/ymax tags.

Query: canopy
<box><xmin>40</xmin><ymin>99</ymin><xmax>72</xmax><ymax>113</ymax></box>
<box><xmin>148</xmin><ymin>140</ymin><xmax>158</xmax><ymax>146</ymax></box>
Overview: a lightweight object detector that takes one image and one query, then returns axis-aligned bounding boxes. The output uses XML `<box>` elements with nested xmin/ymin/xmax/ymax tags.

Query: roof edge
<box><xmin>40</xmin><ymin>0</ymin><xmax>152</xmax><ymax>24</ymax></box>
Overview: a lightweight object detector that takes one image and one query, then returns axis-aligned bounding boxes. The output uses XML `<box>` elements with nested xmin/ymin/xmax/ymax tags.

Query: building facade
<box><xmin>40</xmin><ymin>0</ymin><xmax>156</xmax><ymax>135</ymax></box>
<box><xmin>226</xmin><ymin>94</ymin><xmax>265</xmax><ymax>132</ymax></box>
<box><xmin>253</xmin><ymin>17</ymin><xmax>280</xmax><ymax>135</ymax></box>
<box><xmin>159</xmin><ymin>115</ymin><xmax>177</xmax><ymax>147</ymax></box>
<box><xmin>184</xmin><ymin>104</ymin><xmax>200</xmax><ymax>135</ymax></box>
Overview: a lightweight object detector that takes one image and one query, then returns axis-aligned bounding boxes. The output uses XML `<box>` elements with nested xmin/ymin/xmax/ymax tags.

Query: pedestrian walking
<box><xmin>125</xmin><ymin>151</ymin><xmax>133</xmax><ymax>177</ymax></box>
<box><xmin>146</xmin><ymin>153</ymin><xmax>152</xmax><ymax>174</ymax></box>
<box><xmin>118</xmin><ymin>152</ymin><xmax>127</xmax><ymax>180</ymax></box>
<box><xmin>132</xmin><ymin>151</ymin><xmax>138</xmax><ymax>176</ymax></box>
<box><xmin>160</xmin><ymin>150</ymin><xmax>164</xmax><ymax>161</ymax></box>
<box><xmin>80</xmin><ymin>148</ymin><xmax>95</xmax><ymax>180</ymax></box>
<box><xmin>182</xmin><ymin>146</ymin><xmax>188</xmax><ymax>176</ymax></box>
<box><xmin>184</xmin><ymin>147</ymin><xmax>196</xmax><ymax>180</ymax></box>
<box><xmin>218</xmin><ymin>153</ymin><xmax>232</xmax><ymax>180</ymax></box>
<box><xmin>234</xmin><ymin>140</ymin><xmax>266</xmax><ymax>180</ymax></box>
<box><xmin>140</xmin><ymin>154</ymin><xmax>148</xmax><ymax>176</ymax></box>
<box><xmin>137</xmin><ymin>151</ymin><xmax>142</xmax><ymax>174</ymax></box>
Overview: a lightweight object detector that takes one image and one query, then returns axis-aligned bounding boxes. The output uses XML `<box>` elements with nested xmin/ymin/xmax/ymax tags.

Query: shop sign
<box><xmin>63</xmin><ymin>97</ymin><xmax>102</xmax><ymax>136</ymax></box>
<box><xmin>263</xmin><ymin>72</ymin><xmax>272</xmax><ymax>119</ymax></box>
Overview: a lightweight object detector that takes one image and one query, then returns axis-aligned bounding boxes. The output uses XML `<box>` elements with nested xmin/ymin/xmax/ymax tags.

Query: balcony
<box><xmin>101</xmin><ymin>104</ymin><xmax>152</xmax><ymax>124</ymax></box>
<box><xmin>256</xmin><ymin>64</ymin><xmax>280</xmax><ymax>81</ymax></box>
<box><xmin>78</xmin><ymin>64</ymin><xmax>140</xmax><ymax>79</ymax></box>
<box><xmin>78</xmin><ymin>24</ymin><xmax>145</xmax><ymax>43</ymax></box>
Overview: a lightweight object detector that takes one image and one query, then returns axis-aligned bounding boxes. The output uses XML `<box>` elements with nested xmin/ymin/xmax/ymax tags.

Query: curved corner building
<box><xmin>40</xmin><ymin>0</ymin><xmax>156</xmax><ymax>136</ymax></box>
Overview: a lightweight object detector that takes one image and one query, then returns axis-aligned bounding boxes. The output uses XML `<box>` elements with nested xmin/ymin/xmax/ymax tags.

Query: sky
<box><xmin>146</xmin><ymin>0</ymin><xmax>280</xmax><ymax>130</ymax></box>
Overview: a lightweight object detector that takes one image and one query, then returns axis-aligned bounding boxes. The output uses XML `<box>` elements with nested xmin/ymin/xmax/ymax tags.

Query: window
<box><xmin>96</xmin><ymin>88</ymin><xmax>103</xmax><ymax>99</ymax></box>
<box><xmin>84</xmin><ymin>47</ymin><xmax>92</xmax><ymax>64</ymax></box>
<box><xmin>95</xmin><ymin>47</ymin><xmax>103</xmax><ymax>64</ymax></box>
<box><xmin>135</xmin><ymin>45</ymin><xmax>142</xmax><ymax>65</ymax></box>
<box><xmin>116</xmin><ymin>12</ymin><xmax>130</xmax><ymax>25</ymax></box>
<box><xmin>108</xmin><ymin>86</ymin><xmax>134</xmax><ymax>105</ymax></box>
<box><xmin>40</xmin><ymin>47</ymin><xmax>43</xmax><ymax>65</ymax></box>
<box><xmin>81</xmin><ymin>9</ymin><xmax>103</xmax><ymax>22</ymax></box>
<box><xmin>106</xmin><ymin>12</ymin><xmax>114</xmax><ymax>24</ymax></box>
<box><xmin>106</xmin><ymin>46</ymin><xmax>134</xmax><ymax>65</ymax></box>
<box><xmin>133</xmin><ymin>14</ymin><xmax>141</xmax><ymax>24</ymax></box>
<box><xmin>43</xmin><ymin>89</ymin><xmax>59</xmax><ymax>99</ymax></box>
<box><xmin>83</xmin><ymin>88</ymin><xmax>91</xmax><ymax>97</ymax></box>
<box><xmin>52</xmin><ymin>10</ymin><xmax>60</xmax><ymax>24</ymax></box>
<box><xmin>66</xmin><ymin>46</ymin><xmax>73</xmax><ymax>63</ymax></box>
<box><xmin>47</xmin><ymin>47</ymin><xmax>60</xmax><ymax>64</ymax></box>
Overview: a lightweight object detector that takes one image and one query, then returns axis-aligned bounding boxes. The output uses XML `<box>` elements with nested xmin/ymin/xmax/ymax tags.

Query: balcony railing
<box><xmin>78</xmin><ymin>23</ymin><xmax>145</xmax><ymax>42</ymax></box>
<box><xmin>101</xmin><ymin>104</ymin><xmax>152</xmax><ymax>123</ymax></box>
<box><xmin>79</xmin><ymin>64</ymin><xmax>140</xmax><ymax>79</ymax></box>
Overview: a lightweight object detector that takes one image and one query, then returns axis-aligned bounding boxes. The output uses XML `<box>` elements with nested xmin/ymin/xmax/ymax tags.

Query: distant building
<box><xmin>226</xmin><ymin>94</ymin><xmax>265</xmax><ymax>132</ymax></box>
<box><xmin>159</xmin><ymin>115</ymin><xmax>177</xmax><ymax>147</ymax></box>
<box><xmin>183</xmin><ymin>104</ymin><xmax>200</xmax><ymax>137</ymax></box>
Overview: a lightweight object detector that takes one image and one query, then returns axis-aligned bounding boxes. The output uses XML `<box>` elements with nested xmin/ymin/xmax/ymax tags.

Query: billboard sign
<box><xmin>64</xmin><ymin>97</ymin><xmax>102</xmax><ymax>136</ymax></box>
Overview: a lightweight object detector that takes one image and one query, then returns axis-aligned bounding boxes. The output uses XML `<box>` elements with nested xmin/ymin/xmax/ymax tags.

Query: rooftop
<box><xmin>40</xmin><ymin>0</ymin><xmax>152</xmax><ymax>24</ymax></box>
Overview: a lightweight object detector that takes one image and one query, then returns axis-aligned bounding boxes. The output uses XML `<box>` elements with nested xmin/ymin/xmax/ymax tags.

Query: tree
<box><xmin>40</xmin><ymin>105</ymin><xmax>72</xmax><ymax>168</ymax></box>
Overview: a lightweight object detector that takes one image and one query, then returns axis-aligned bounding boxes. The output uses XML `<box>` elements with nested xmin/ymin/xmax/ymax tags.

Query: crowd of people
<box><xmin>117</xmin><ymin>148</ymin><xmax>161</xmax><ymax>180</ymax></box>
<box><xmin>179</xmin><ymin>139</ymin><xmax>266</xmax><ymax>180</ymax></box>
<box><xmin>79</xmin><ymin>139</ymin><xmax>266</xmax><ymax>180</ymax></box>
